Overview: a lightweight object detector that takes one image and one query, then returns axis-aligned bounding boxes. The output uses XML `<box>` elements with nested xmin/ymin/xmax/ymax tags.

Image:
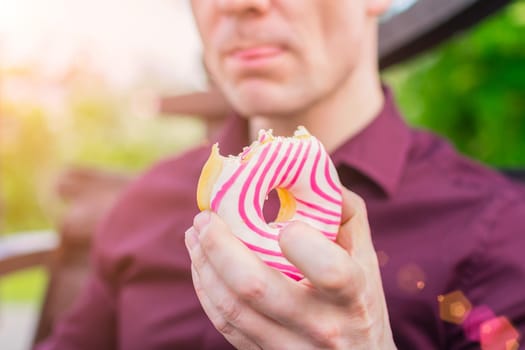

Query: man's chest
<box><xmin>366</xmin><ymin>196</ymin><xmax>482</xmax><ymax>349</ymax></box>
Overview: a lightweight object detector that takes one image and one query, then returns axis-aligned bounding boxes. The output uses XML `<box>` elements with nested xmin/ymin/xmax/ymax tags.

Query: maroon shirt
<box><xmin>38</xmin><ymin>88</ymin><xmax>525</xmax><ymax>349</ymax></box>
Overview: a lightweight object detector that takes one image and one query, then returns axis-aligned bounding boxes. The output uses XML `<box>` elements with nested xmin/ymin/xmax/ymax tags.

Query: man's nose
<box><xmin>217</xmin><ymin>0</ymin><xmax>270</xmax><ymax>15</ymax></box>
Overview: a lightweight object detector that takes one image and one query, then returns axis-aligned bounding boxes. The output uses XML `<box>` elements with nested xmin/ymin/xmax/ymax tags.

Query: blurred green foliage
<box><xmin>1</xmin><ymin>104</ymin><xmax>57</xmax><ymax>231</ymax></box>
<box><xmin>0</xmin><ymin>267</ymin><xmax>47</xmax><ymax>303</ymax></box>
<box><xmin>384</xmin><ymin>0</ymin><xmax>525</xmax><ymax>167</ymax></box>
<box><xmin>1</xmin><ymin>88</ymin><xmax>205</xmax><ymax>234</ymax></box>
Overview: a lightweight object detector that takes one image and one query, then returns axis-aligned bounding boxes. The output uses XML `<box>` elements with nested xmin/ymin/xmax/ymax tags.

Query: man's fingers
<box><xmin>190</xmin><ymin>265</ymin><xmax>262</xmax><ymax>350</ymax></box>
<box><xmin>188</xmin><ymin>231</ymin><xmax>307</xmax><ymax>349</ymax></box>
<box><xmin>190</xmin><ymin>264</ymin><xmax>238</xmax><ymax>337</ymax></box>
<box><xmin>339</xmin><ymin>187</ymin><xmax>366</xmax><ymax>225</ymax></box>
<box><xmin>191</xmin><ymin>211</ymin><xmax>303</xmax><ymax>325</ymax></box>
<box><xmin>279</xmin><ymin>221</ymin><xmax>365</xmax><ymax>303</ymax></box>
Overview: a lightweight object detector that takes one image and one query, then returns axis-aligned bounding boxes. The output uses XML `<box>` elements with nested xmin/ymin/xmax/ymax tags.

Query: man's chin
<box><xmin>233</xmin><ymin>98</ymin><xmax>298</xmax><ymax>118</ymax></box>
<box><xmin>226</xmin><ymin>83</ymin><xmax>301</xmax><ymax>118</ymax></box>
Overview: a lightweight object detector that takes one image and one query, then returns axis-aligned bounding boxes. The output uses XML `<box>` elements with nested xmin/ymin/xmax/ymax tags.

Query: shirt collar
<box><xmin>215</xmin><ymin>86</ymin><xmax>411</xmax><ymax>198</ymax></box>
<box><xmin>330</xmin><ymin>86</ymin><xmax>411</xmax><ymax>197</ymax></box>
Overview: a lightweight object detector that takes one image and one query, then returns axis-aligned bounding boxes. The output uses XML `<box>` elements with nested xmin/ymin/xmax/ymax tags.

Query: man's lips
<box><xmin>231</xmin><ymin>45</ymin><xmax>285</xmax><ymax>61</ymax></box>
<box><xmin>226</xmin><ymin>45</ymin><xmax>286</xmax><ymax>69</ymax></box>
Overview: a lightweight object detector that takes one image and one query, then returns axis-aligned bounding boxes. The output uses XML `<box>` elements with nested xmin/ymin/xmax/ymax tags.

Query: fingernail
<box><xmin>185</xmin><ymin>227</ymin><xmax>199</xmax><ymax>251</ymax></box>
<box><xmin>279</xmin><ymin>221</ymin><xmax>300</xmax><ymax>234</ymax></box>
<box><xmin>194</xmin><ymin>211</ymin><xmax>211</xmax><ymax>234</ymax></box>
<box><xmin>278</xmin><ymin>221</ymin><xmax>297</xmax><ymax>242</ymax></box>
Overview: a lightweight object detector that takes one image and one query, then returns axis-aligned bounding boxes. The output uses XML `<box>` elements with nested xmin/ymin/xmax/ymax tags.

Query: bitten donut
<box><xmin>197</xmin><ymin>127</ymin><xmax>343</xmax><ymax>280</ymax></box>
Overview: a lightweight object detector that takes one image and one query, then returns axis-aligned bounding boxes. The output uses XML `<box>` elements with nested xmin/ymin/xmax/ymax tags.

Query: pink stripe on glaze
<box><xmin>265</xmin><ymin>261</ymin><xmax>301</xmax><ymax>274</ymax></box>
<box><xmin>211</xmin><ymin>161</ymin><xmax>249</xmax><ymax>212</ymax></box>
<box><xmin>278</xmin><ymin>142</ymin><xmax>304</xmax><ymax>187</ymax></box>
<box><xmin>286</xmin><ymin>142</ymin><xmax>312</xmax><ymax>188</ymax></box>
<box><xmin>239</xmin><ymin>146</ymin><xmax>279</xmax><ymax>240</ymax></box>
<box><xmin>283</xmin><ymin>271</ymin><xmax>303</xmax><ymax>281</ymax></box>
<box><xmin>240</xmin><ymin>147</ymin><xmax>251</xmax><ymax>159</ymax></box>
<box><xmin>242</xmin><ymin>240</ymin><xmax>282</xmax><ymax>257</ymax></box>
<box><xmin>295</xmin><ymin>198</ymin><xmax>341</xmax><ymax>217</ymax></box>
<box><xmin>296</xmin><ymin>210</ymin><xmax>340</xmax><ymax>226</ymax></box>
<box><xmin>321</xmin><ymin>229</ymin><xmax>338</xmax><ymax>236</ymax></box>
<box><xmin>324</xmin><ymin>150</ymin><xmax>343</xmax><ymax>194</ymax></box>
<box><xmin>268</xmin><ymin>142</ymin><xmax>294</xmax><ymax>190</ymax></box>
<box><xmin>258</xmin><ymin>133</ymin><xmax>268</xmax><ymax>143</ymax></box>
<box><xmin>310</xmin><ymin>143</ymin><xmax>343</xmax><ymax>206</ymax></box>
<box><xmin>254</xmin><ymin>142</ymin><xmax>283</xmax><ymax>217</ymax></box>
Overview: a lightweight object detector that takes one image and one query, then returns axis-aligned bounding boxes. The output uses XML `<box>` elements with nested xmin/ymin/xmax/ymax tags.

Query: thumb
<box><xmin>336</xmin><ymin>188</ymin><xmax>376</xmax><ymax>261</ymax></box>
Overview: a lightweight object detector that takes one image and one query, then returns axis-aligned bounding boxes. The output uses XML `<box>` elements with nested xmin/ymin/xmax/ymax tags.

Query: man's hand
<box><xmin>185</xmin><ymin>189</ymin><xmax>397</xmax><ymax>349</ymax></box>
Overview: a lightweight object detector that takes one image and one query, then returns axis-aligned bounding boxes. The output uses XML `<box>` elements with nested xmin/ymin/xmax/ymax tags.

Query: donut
<box><xmin>197</xmin><ymin>127</ymin><xmax>343</xmax><ymax>280</ymax></box>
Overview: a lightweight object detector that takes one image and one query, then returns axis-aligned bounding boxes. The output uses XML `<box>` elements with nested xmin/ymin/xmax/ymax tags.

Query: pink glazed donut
<box><xmin>197</xmin><ymin>127</ymin><xmax>343</xmax><ymax>280</ymax></box>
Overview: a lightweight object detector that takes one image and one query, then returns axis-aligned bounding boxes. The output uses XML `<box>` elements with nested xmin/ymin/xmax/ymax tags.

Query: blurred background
<box><xmin>1</xmin><ymin>0</ymin><xmax>524</xmax><ymax>348</ymax></box>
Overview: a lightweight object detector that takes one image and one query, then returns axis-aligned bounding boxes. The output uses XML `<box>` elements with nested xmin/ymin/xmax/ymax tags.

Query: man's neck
<box><xmin>248</xmin><ymin>74</ymin><xmax>384</xmax><ymax>153</ymax></box>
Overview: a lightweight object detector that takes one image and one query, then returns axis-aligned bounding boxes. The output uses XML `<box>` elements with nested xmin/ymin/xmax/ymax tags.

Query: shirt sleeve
<box><xmin>448</xmin><ymin>191</ymin><xmax>525</xmax><ymax>349</ymax></box>
<box><xmin>34</xmin><ymin>270</ymin><xmax>118</xmax><ymax>350</ymax></box>
<box><xmin>34</xmin><ymin>202</ymin><xmax>120</xmax><ymax>350</ymax></box>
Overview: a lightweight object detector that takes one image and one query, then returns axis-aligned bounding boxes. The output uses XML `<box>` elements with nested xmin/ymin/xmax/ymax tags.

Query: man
<box><xmin>38</xmin><ymin>0</ymin><xmax>525</xmax><ymax>349</ymax></box>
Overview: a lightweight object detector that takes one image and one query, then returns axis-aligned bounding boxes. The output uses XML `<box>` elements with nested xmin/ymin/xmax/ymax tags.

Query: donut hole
<box><xmin>262</xmin><ymin>189</ymin><xmax>280</xmax><ymax>224</ymax></box>
<box><xmin>262</xmin><ymin>188</ymin><xmax>297</xmax><ymax>226</ymax></box>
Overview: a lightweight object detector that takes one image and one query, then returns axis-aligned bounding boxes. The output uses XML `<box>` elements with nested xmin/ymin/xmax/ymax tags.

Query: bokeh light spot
<box><xmin>451</xmin><ymin>301</ymin><xmax>468</xmax><ymax>319</ymax></box>
<box><xmin>480</xmin><ymin>317</ymin><xmax>520</xmax><ymax>350</ymax></box>
<box><xmin>462</xmin><ymin>305</ymin><xmax>497</xmax><ymax>342</ymax></box>
<box><xmin>438</xmin><ymin>290</ymin><xmax>472</xmax><ymax>325</ymax></box>
<box><xmin>397</xmin><ymin>263</ymin><xmax>426</xmax><ymax>293</ymax></box>
<box><xmin>506</xmin><ymin>339</ymin><xmax>519</xmax><ymax>350</ymax></box>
